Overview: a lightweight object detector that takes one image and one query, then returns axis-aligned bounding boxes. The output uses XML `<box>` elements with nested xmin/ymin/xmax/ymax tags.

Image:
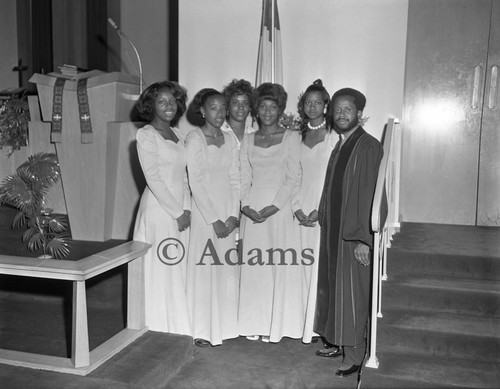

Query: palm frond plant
<box><xmin>0</xmin><ymin>152</ymin><xmax>71</xmax><ymax>259</ymax></box>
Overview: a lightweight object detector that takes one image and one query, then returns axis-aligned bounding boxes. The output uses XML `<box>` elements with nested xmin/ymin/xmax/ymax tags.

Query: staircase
<box><xmin>362</xmin><ymin>222</ymin><xmax>500</xmax><ymax>388</ymax></box>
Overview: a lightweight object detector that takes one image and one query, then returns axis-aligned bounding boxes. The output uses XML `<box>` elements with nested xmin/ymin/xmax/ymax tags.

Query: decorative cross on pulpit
<box><xmin>12</xmin><ymin>58</ymin><xmax>28</xmax><ymax>88</ymax></box>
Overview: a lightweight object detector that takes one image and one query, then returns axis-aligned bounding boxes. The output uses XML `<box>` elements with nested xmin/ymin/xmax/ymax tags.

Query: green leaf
<box><xmin>27</xmin><ymin>232</ymin><xmax>43</xmax><ymax>251</ymax></box>
<box><xmin>12</xmin><ymin>210</ymin><xmax>27</xmax><ymax>228</ymax></box>
<box><xmin>22</xmin><ymin>226</ymin><xmax>36</xmax><ymax>242</ymax></box>
<box><xmin>47</xmin><ymin>236</ymin><xmax>71</xmax><ymax>259</ymax></box>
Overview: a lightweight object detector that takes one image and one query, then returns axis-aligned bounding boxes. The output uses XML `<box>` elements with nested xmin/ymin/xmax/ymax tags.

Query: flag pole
<box><xmin>271</xmin><ymin>0</ymin><xmax>275</xmax><ymax>83</ymax></box>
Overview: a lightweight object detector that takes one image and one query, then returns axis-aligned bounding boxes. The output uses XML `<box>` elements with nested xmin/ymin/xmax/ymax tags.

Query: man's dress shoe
<box><xmin>335</xmin><ymin>364</ymin><xmax>361</xmax><ymax>377</ymax></box>
<box><xmin>315</xmin><ymin>347</ymin><xmax>343</xmax><ymax>358</ymax></box>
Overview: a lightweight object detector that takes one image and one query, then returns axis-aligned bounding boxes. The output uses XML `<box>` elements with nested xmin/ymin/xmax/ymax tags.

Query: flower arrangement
<box><xmin>0</xmin><ymin>97</ymin><xmax>30</xmax><ymax>157</ymax></box>
<box><xmin>0</xmin><ymin>152</ymin><xmax>71</xmax><ymax>259</ymax></box>
<box><xmin>279</xmin><ymin>112</ymin><xmax>303</xmax><ymax>131</ymax></box>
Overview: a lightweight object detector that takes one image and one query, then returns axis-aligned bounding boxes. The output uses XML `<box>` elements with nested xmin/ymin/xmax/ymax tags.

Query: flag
<box><xmin>255</xmin><ymin>0</ymin><xmax>283</xmax><ymax>86</ymax></box>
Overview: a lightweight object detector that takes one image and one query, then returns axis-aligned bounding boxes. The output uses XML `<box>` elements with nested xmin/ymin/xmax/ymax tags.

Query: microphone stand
<box><xmin>108</xmin><ymin>18</ymin><xmax>143</xmax><ymax>94</ymax></box>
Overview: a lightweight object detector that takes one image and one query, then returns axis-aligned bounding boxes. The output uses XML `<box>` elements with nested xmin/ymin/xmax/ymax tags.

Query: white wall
<box><xmin>0</xmin><ymin>0</ymin><xmax>19</xmax><ymax>91</ymax></box>
<box><xmin>179</xmin><ymin>0</ymin><xmax>408</xmax><ymax>140</ymax></box>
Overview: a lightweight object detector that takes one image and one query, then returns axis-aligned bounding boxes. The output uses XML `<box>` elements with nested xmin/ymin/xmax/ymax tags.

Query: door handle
<box><xmin>470</xmin><ymin>65</ymin><xmax>482</xmax><ymax>109</ymax></box>
<box><xmin>487</xmin><ymin>65</ymin><xmax>498</xmax><ymax>109</ymax></box>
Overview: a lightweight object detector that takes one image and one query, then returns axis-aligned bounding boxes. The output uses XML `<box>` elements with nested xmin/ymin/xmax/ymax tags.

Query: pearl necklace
<box><xmin>307</xmin><ymin>119</ymin><xmax>326</xmax><ymax>130</ymax></box>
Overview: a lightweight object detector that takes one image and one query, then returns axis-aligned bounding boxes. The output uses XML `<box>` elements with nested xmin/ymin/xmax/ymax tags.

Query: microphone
<box><xmin>108</xmin><ymin>18</ymin><xmax>143</xmax><ymax>94</ymax></box>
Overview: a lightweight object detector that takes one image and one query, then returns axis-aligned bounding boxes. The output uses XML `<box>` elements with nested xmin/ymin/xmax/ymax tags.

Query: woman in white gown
<box><xmin>291</xmin><ymin>80</ymin><xmax>335</xmax><ymax>344</ymax></box>
<box><xmin>186</xmin><ymin>89</ymin><xmax>240</xmax><ymax>347</ymax></box>
<box><xmin>238</xmin><ymin>83</ymin><xmax>304</xmax><ymax>343</ymax></box>
<box><xmin>133</xmin><ymin>81</ymin><xmax>192</xmax><ymax>335</ymax></box>
<box><xmin>221</xmin><ymin>79</ymin><xmax>256</xmax><ymax>149</ymax></box>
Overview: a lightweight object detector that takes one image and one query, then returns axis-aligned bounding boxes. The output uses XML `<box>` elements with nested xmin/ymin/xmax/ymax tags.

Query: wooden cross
<box><xmin>12</xmin><ymin>58</ymin><xmax>28</xmax><ymax>88</ymax></box>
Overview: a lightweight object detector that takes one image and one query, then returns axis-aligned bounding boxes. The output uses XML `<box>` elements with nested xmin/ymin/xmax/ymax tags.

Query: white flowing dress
<box><xmin>133</xmin><ymin>124</ymin><xmax>191</xmax><ymax>335</ymax></box>
<box><xmin>186</xmin><ymin>129</ymin><xmax>241</xmax><ymax>345</ymax></box>
<box><xmin>238</xmin><ymin>130</ymin><xmax>305</xmax><ymax>342</ymax></box>
<box><xmin>292</xmin><ymin>130</ymin><xmax>336</xmax><ymax>343</ymax></box>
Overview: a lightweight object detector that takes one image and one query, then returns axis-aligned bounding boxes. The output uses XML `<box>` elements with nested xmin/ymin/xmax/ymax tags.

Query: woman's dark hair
<box><xmin>222</xmin><ymin>79</ymin><xmax>255</xmax><ymax>109</ymax></box>
<box><xmin>191</xmin><ymin>88</ymin><xmax>224</xmax><ymax>120</ymax></box>
<box><xmin>136</xmin><ymin>81</ymin><xmax>188</xmax><ymax>124</ymax></box>
<box><xmin>253</xmin><ymin>82</ymin><xmax>287</xmax><ymax>117</ymax></box>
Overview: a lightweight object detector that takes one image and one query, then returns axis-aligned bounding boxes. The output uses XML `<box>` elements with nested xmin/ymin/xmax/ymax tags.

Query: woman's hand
<box><xmin>225</xmin><ymin>216</ymin><xmax>239</xmax><ymax>234</ymax></box>
<box><xmin>294</xmin><ymin>209</ymin><xmax>308</xmax><ymax>225</ymax></box>
<box><xmin>176</xmin><ymin>210</ymin><xmax>191</xmax><ymax>231</ymax></box>
<box><xmin>213</xmin><ymin>219</ymin><xmax>229</xmax><ymax>238</ymax></box>
<box><xmin>299</xmin><ymin>209</ymin><xmax>318</xmax><ymax>227</ymax></box>
<box><xmin>242</xmin><ymin>206</ymin><xmax>266</xmax><ymax>223</ymax></box>
<box><xmin>259</xmin><ymin>205</ymin><xmax>279</xmax><ymax>219</ymax></box>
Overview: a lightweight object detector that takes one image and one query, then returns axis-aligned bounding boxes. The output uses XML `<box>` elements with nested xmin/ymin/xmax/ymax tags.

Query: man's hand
<box><xmin>354</xmin><ymin>242</ymin><xmax>371</xmax><ymax>266</ymax></box>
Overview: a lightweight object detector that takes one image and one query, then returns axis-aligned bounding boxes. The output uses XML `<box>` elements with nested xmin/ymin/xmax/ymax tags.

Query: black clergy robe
<box><xmin>314</xmin><ymin>126</ymin><xmax>383</xmax><ymax>348</ymax></box>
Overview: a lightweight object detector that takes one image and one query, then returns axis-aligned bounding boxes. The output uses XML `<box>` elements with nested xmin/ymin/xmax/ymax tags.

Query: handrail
<box><xmin>365</xmin><ymin>118</ymin><xmax>401</xmax><ymax>369</ymax></box>
<box><xmin>371</xmin><ymin>120</ymin><xmax>394</xmax><ymax>234</ymax></box>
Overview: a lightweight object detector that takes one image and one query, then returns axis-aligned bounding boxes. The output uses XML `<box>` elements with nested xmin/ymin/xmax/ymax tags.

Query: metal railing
<box><xmin>365</xmin><ymin>118</ymin><xmax>401</xmax><ymax>368</ymax></box>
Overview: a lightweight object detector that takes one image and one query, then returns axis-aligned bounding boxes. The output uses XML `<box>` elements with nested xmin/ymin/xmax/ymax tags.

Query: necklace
<box><xmin>203</xmin><ymin>130</ymin><xmax>222</xmax><ymax>139</ymax></box>
<box><xmin>260</xmin><ymin>126</ymin><xmax>280</xmax><ymax>140</ymax></box>
<box><xmin>307</xmin><ymin>119</ymin><xmax>326</xmax><ymax>130</ymax></box>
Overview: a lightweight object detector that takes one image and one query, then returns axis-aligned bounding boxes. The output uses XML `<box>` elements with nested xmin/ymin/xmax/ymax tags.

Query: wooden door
<box><xmin>401</xmin><ymin>0</ymin><xmax>493</xmax><ymax>225</ymax></box>
<box><xmin>477</xmin><ymin>1</ymin><xmax>500</xmax><ymax>226</ymax></box>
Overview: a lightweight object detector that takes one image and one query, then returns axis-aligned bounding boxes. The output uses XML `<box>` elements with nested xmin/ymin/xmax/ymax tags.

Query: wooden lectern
<box><xmin>30</xmin><ymin>71</ymin><xmax>145</xmax><ymax>241</ymax></box>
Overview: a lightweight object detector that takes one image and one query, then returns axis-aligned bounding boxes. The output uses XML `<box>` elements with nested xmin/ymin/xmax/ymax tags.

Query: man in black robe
<box><xmin>314</xmin><ymin>88</ymin><xmax>383</xmax><ymax>377</ymax></box>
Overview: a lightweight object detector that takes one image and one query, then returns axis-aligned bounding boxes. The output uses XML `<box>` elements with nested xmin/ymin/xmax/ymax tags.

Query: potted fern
<box><xmin>0</xmin><ymin>152</ymin><xmax>70</xmax><ymax>259</ymax></box>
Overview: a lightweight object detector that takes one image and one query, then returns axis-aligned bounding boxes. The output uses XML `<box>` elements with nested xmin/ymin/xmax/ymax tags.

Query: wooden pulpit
<box><xmin>29</xmin><ymin>71</ymin><xmax>145</xmax><ymax>241</ymax></box>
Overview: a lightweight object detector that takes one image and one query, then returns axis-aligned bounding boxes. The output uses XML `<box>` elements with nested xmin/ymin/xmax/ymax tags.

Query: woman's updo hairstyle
<box><xmin>136</xmin><ymin>81</ymin><xmax>187</xmax><ymax>124</ymax></box>
<box><xmin>253</xmin><ymin>82</ymin><xmax>287</xmax><ymax>117</ymax></box>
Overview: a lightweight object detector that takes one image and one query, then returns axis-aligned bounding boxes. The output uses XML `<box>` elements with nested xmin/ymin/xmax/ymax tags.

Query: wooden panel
<box><xmin>0</xmin><ymin>348</ymin><xmax>74</xmax><ymax>372</ymax></box>
<box><xmin>30</xmin><ymin>72</ymin><xmax>139</xmax><ymax>241</ymax></box>
<box><xmin>0</xmin><ymin>241</ymin><xmax>150</xmax><ymax>376</ymax></box>
<box><xmin>401</xmin><ymin>0</ymin><xmax>491</xmax><ymax>225</ymax></box>
<box><xmin>127</xmin><ymin>257</ymin><xmax>145</xmax><ymax>330</ymax></box>
<box><xmin>0</xmin><ymin>241</ymin><xmax>151</xmax><ymax>281</ymax></box>
<box><xmin>72</xmin><ymin>281</ymin><xmax>90</xmax><ymax>368</ymax></box>
<box><xmin>105</xmin><ymin>122</ymin><xmax>145</xmax><ymax>240</ymax></box>
<box><xmin>477</xmin><ymin>1</ymin><xmax>500</xmax><ymax>226</ymax></box>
